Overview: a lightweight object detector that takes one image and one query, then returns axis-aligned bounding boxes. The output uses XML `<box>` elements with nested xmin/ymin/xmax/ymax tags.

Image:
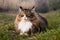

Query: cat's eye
<box><xmin>28</xmin><ymin>15</ymin><xmax>33</xmax><ymax>18</ymax></box>
<box><xmin>27</xmin><ymin>14</ymin><xmax>34</xmax><ymax>18</ymax></box>
<box><xmin>21</xmin><ymin>15</ymin><xmax>24</xmax><ymax>17</ymax></box>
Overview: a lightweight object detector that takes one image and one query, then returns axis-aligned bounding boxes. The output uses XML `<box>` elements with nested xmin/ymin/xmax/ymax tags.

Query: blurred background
<box><xmin>0</xmin><ymin>0</ymin><xmax>60</xmax><ymax>13</ymax></box>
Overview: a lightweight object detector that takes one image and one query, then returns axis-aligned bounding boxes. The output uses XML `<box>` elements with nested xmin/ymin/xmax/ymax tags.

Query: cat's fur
<box><xmin>14</xmin><ymin>7</ymin><xmax>48</xmax><ymax>35</ymax></box>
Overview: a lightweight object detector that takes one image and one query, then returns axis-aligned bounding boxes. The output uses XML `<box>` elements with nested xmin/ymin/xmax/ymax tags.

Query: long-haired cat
<box><xmin>14</xmin><ymin>6</ymin><xmax>48</xmax><ymax>35</ymax></box>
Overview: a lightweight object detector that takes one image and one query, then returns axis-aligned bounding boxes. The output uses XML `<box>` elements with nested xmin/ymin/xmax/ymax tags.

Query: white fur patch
<box><xmin>18</xmin><ymin>15</ymin><xmax>32</xmax><ymax>34</ymax></box>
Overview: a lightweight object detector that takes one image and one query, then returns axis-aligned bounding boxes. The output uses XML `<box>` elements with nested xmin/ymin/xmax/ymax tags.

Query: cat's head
<box><xmin>18</xmin><ymin>6</ymin><xmax>35</xmax><ymax>21</ymax></box>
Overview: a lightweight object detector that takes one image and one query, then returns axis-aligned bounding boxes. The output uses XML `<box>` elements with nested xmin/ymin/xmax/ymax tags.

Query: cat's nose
<box><xmin>24</xmin><ymin>17</ymin><xmax>28</xmax><ymax>20</ymax></box>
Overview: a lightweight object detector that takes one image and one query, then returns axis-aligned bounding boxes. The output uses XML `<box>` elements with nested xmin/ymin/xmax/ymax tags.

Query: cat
<box><xmin>14</xmin><ymin>6</ymin><xmax>48</xmax><ymax>35</ymax></box>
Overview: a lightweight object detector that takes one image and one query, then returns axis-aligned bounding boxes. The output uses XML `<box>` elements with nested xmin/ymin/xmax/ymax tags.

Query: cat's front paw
<box><xmin>20</xmin><ymin>33</ymin><xmax>28</xmax><ymax>36</ymax></box>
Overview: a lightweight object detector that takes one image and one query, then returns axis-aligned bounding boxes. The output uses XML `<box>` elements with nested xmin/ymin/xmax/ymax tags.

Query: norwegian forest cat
<box><xmin>14</xmin><ymin>6</ymin><xmax>48</xmax><ymax>35</ymax></box>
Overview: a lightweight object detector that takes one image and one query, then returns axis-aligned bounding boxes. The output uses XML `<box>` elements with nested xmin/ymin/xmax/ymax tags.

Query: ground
<box><xmin>0</xmin><ymin>10</ymin><xmax>60</xmax><ymax>40</ymax></box>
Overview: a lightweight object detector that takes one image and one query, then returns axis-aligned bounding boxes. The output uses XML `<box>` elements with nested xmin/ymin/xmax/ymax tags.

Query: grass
<box><xmin>0</xmin><ymin>10</ymin><xmax>60</xmax><ymax>40</ymax></box>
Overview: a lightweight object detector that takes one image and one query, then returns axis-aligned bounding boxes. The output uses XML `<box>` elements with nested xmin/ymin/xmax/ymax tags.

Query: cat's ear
<box><xmin>20</xmin><ymin>6</ymin><xmax>23</xmax><ymax>10</ymax></box>
<box><xmin>31</xmin><ymin>6</ymin><xmax>35</xmax><ymax>12</ymax></box>
<box><xmin>19</xmin><ymin>6</ymin><xmax>23</xmax><ymax>12</ymax></box>
<box><xmin>32</xmin><ymin>6</ymin><xmax>35</xmax><ymax>10</ymax></box>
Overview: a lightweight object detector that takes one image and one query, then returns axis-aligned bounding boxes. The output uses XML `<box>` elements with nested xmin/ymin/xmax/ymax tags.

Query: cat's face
<box><xmin>19</xmin><ymin>6</ymin><xmax>35</xmax><ymax>21</ymax></box>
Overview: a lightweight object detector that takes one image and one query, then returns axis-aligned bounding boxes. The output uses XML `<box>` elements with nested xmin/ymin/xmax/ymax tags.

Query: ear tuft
<box><xmin>31</xmin><ymin>6</ymin><xmax>35</xmax><ymax>12</ymax></box>
<box><xmin>20</xmin><ymin>6</ymin><xmax>23</xmax><ymax>10</ymax></box>
<box><xmin>32</xmin><ymin>6</ymin><xmax>34</xmax><ymax>9</ymax></box>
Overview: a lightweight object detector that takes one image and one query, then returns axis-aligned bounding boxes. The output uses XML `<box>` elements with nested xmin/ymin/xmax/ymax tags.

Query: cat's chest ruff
<box><xmin>18</xmin><ymin>19</ymin><xmax>32</xmax><ymax>33</ymax></box>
